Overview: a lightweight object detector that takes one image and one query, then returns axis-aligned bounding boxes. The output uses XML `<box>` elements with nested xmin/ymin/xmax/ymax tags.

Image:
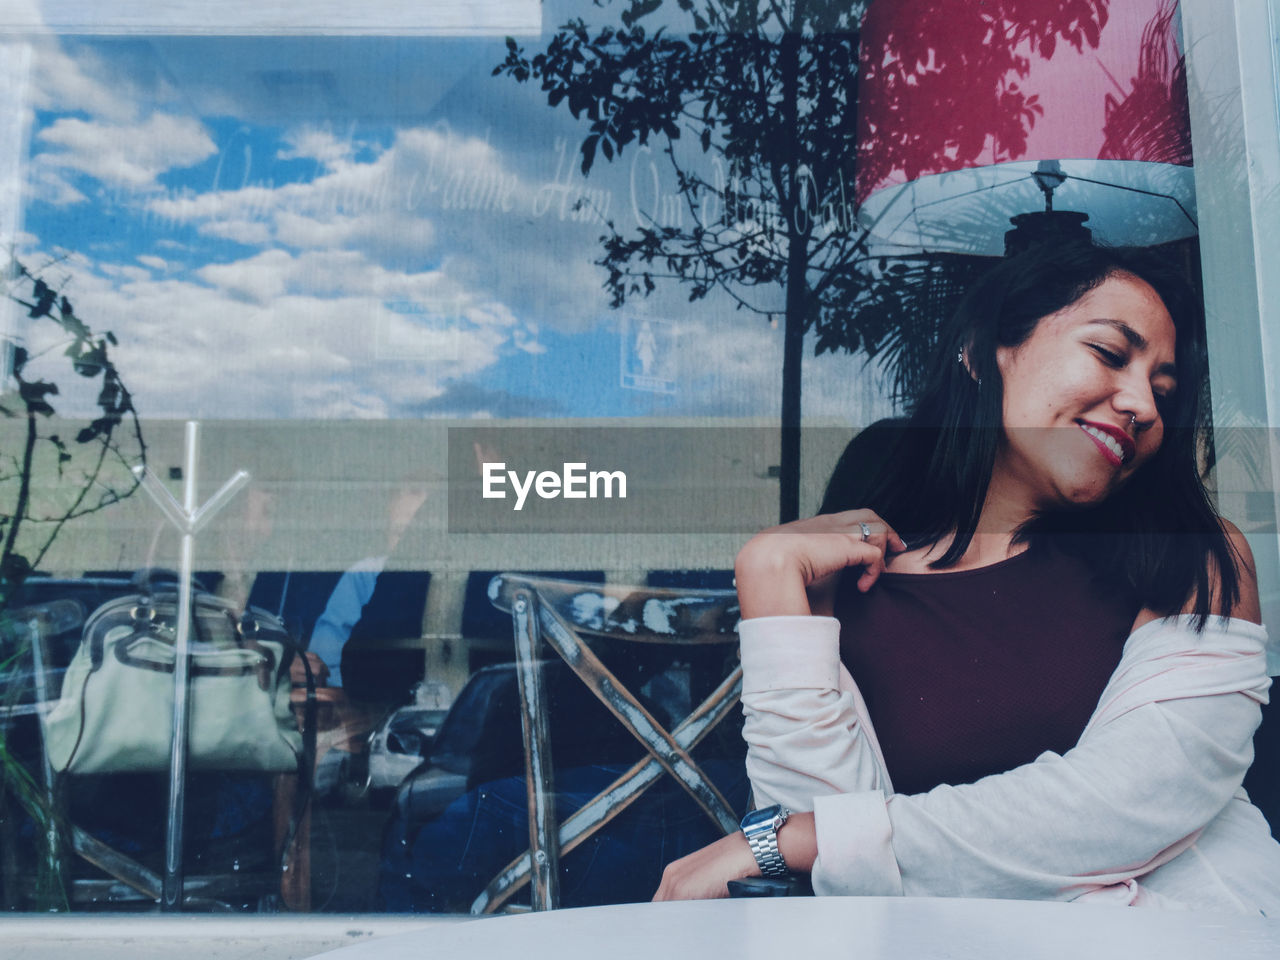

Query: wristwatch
<box><xmin>740</xmin><ymin>804</ymin><xmax>791</xmax><ymax>878</ymax></box>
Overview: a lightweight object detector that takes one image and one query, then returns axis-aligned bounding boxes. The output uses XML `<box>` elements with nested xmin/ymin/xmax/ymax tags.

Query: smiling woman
<box><xmin>987</xmin><ymin>272</ymin><xmax>1178</xmax><ymax>514</ymax></box>
<box><xmin>655</xmin><ymin>242</ymin><xmax>1280</xmax><ymax>914</ymax></box>
<box><xmin>810</xmin><ymin>243</ymin><xmax>1237</xmax><ymax>612</ymax></box>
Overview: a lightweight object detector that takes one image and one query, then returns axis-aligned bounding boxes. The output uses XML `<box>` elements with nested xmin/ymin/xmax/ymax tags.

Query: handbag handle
<box><xmin>128</xmin><ymin>567</ymin><xmax>210</xmax><ymax>593</ymax></box>
<box><xmin>113</xmin><ymin>634</ymin><xmax>277</xmax><ymax>686</ymax></box>
<box><xmin>91</xmin><ymin>598</ymin><xmax>280</xmax><ymax>692</ymax></box>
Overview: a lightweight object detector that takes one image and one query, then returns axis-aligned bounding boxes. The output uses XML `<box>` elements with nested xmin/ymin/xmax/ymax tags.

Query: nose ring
<box><xmin>1130</xmin><ymin>413</ymin><xmax>1137</xmax><ymax>426</ymax></box>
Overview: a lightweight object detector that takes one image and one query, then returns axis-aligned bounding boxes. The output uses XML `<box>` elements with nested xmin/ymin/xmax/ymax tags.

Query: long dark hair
<box><xmin>822</xmin><ymin>242</ymin><xmax>1239</xmax><ymax>625</ymax></box>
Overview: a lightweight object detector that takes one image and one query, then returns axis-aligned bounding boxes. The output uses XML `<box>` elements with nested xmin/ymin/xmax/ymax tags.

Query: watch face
<box><xmin>741</xmin><ymin>804</ymin><xmax>782</xmax><ymax>832</ymax></box>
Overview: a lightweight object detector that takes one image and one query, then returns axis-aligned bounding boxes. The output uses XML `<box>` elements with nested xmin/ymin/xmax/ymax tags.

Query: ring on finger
<box><xmin>859</xmin><ymin>521</ymin><xmax>872</xmax><ymax>542</ymax></box>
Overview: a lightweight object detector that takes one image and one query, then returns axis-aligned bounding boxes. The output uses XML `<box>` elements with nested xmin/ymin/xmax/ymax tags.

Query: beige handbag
<box><xmin>43</xmin><ymin>592</ymin><xmax>302</xmax><ymax>774</ymax></box>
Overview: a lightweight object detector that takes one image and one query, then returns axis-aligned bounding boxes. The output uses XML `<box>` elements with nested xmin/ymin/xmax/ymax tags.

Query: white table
<box><xmin>307</xmin><ymin>897</ymin><xmax>1280</xmax><ymax>960</ymax></box>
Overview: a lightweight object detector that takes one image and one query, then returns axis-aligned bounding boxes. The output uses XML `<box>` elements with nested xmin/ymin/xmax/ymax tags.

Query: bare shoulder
<box><xmin>1200</xmin><ymin>519</ymin><xmax>1261</xmax><ymax>625</ymax></box>
<box><xmin>1131</xmin><ymin>520</ymin><xmax>1261</xmax><ymax>630</ymax></box>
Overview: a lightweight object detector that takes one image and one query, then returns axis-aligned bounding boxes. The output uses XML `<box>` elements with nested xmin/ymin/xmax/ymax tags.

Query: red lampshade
<box><xmin>856</xmin><ymin>0</ymin><xmax>1195</xmax><ymax>255</ymax></box>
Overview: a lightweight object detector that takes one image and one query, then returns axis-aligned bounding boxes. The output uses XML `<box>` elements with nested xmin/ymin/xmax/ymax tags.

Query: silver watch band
<box><xmin>741</xmin><ymin>806</ymin><xmax>791</xmax><ymax>878</ymax></box>
<box><xmin>745</xmin><ymin>827</ymin><xmax>789</xmax><ymax>878</ymax></box>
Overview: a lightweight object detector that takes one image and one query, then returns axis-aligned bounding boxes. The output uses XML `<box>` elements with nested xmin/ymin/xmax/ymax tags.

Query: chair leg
<box><xmin>469</xmin><ymin>666</ymin><xmax>743</xmax><ymax>914</ymax></box>
<box><xmin>511</xmin><ymin>589</ymin><xmax>560</xmax><ymax>911</ymax></box>
<box><xmin>70</xmin><ymin>826</ymin><xmax>163</xmax><ymax>900</ymax></box>
<box><xmin>274</xmin><ymin>773</ymin><xmax>311</xmax><ymax>910</ymax></box>
<box><xmin>0</xmin><ymin>800</ymin><xmax>20</xmax><ymax>910</ymax></box>
<box><xmin>538</xmin><ymin>604</ymin><xmax>739</xmax><ymax>833</ymax></box>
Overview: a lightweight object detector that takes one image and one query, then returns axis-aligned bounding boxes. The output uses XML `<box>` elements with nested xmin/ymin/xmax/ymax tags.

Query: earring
<box><xmin>956</xmin><ymin>350</ymin><xmax>964</xmax><ymax>366</ymax></box>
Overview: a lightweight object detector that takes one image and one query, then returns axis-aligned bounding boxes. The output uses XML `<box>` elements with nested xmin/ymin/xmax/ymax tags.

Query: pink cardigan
<box><xmin>740</xmin><ymin>614</ymin><xmax>1280</xmax><ymax>915</ymax></box>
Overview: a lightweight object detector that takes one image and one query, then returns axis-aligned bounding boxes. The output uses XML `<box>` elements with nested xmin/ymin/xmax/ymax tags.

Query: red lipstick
<box><xmin>1077</xmin><ymin>419</ymin><xmax>1136</xmax><ymax>465</ymax></box>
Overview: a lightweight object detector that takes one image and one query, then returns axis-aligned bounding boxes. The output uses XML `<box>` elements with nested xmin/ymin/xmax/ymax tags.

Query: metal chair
<box><xmin>1</xmin><ymin>593</ymin><xmax>301</xmax><ymax>911</ymax></box>
<box><xmin>1</xmin><ymin>599</ymin><xmax>190</xmax><ymax>908</ymax></box>
<box><xmin>471</xmin><ymin>574</ymin><xmax>743</xmax><ymax>913</ymax></box>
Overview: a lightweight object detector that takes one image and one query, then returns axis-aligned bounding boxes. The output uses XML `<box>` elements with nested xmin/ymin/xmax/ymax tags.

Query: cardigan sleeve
<box><xmin>739</xmin><ymin>614</ymin><xmax>1272</xmax><ymax>903</ymax></box>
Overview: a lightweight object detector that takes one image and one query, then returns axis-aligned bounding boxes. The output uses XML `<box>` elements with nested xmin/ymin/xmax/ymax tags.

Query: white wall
<box><xmin>1182</xmin><ymin>0</ymin><xmax>1280</xmax><ymax>668</ymax></box>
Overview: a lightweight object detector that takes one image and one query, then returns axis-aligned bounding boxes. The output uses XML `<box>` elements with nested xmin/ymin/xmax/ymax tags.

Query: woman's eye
<box><xmin>1090</xmin><ymin>345</ymin><xmax>1125</xmax><ymax>367</ymax></box>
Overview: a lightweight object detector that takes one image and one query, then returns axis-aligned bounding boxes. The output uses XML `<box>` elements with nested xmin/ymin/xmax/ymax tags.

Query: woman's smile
<box><xmin>1077</xmin><ymin>419</ymin><xmax>1135</xmax><ymax>466</ymax></box>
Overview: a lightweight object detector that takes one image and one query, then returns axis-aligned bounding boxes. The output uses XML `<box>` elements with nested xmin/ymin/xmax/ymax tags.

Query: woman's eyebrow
<box><xmin>1088</xmin><ymin>318</ymin><xmax>1178</xmax><ymax>380</ymax></box>
<box><xmin>1089</xmin><ymin>317</ymin><xmax>1149</xmax><ymax>348</ymax></box>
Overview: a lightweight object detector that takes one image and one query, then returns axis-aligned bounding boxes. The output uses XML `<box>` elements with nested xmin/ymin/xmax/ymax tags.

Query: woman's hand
<box><xmin>735</xmin><ymin>510</ymin><xmax>907</xmax><ymax>618</ymax></box>
<box><xmin>653</xmin><ymin>813</ymin><xmax>819</xmax><ymax>901</ymax></box>
<box><xmin>652</xmin><ymin>830</ymin><xmax>758</xmax><ymax>901</ymax></box>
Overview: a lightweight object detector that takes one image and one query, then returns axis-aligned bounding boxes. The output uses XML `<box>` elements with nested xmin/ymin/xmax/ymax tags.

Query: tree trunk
<box><xmin>780</xmin><ymin>259</ymin><xmax>806</xmax><ymax>523</ymax></box>
<box><xmin>778</xmin><ymin>21</ymin><xmax>807</xmax><ymax>523</ymax></box>
<box><xmin>0</xmin><ymin>402</ymin><xmax>38</xmax><ymax>607</ymax></box>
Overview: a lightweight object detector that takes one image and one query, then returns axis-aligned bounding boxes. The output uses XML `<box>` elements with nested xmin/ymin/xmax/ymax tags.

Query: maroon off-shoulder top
<box><xmin>833</xmin><ymin>541</ymin><xmax>1139</xmax><ymax>796</ymax></box>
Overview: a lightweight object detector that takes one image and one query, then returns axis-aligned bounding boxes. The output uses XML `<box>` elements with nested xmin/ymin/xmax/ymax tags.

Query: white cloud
<box><xmin>26</xmin><ymin>38</ymin><xmax>142</xmax><ymax>123</ymax></box>
<box><xmin>200</xmin><ymin>218</ymin><xmax>274</xmax><ymax>246</ymax></box>
<box><xmin>98</xmin><ymin>262</ymin><xmax>152</xmax><ymax>283</ymax></box>
<box><xmin>197</xmin><ymin>249</ymin><xmax>294</xmax><ymax>303</ymax></box>
<box><xmin>24</xmin><ymin>163</ymin><xmax>86</xmax><ymax>206</ymax></box>
<box><xmin>36</xmin><ymin>113</ymin><xmax>217</xmax><ymax>190</ymax></box>
<box><xmin>278</xmin><ymin>126</ymin><xmax>366</xmax><ymax>171</ymax></box>
<box><xmin>13</xmin><ymin>255</ymin><xmax>510</xmax><ymax>419</ymax></box>
<box><xmin>512</xmin><ymin>327</ymin><xmax>545</xmax><ymax>354</ymax></box>
<box><xmin>13</xmin><ymin>231</ymin><xmax>891</xmax><ymax>426</ymax></box>
<box><xmin>802</xmin><ymin>343</ymin><xmax>900</xmax><ymax>424</ymax></box>
<box><xmin>589</xmin><ymin>274</ymin><xmax>897</xmax><ymax>426</ymax></box>
<box><xmin>16</xmin><ymin>52</ymin><xmax>890</xmax><ymax>424</ymax></box>
<box><xmin>144</xmin><ymin>121</ymin><xmax>611</xmax><ymax>333</ymax></box>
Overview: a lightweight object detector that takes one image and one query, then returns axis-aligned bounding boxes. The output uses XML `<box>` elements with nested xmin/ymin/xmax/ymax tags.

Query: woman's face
<box><xmin>990</xmin><ymin>272</ymin><xmax>1178</xmax><ymax>514</ymax></box>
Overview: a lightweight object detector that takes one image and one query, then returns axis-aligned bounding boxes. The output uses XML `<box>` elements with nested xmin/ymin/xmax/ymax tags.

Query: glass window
<box><xmin>2</xmin><ymin>0</ymin><xmax>1277</xmax><ymax>921</ymax></box>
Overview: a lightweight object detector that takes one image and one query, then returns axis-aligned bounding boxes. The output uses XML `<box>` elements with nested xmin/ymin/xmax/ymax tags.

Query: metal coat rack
<box><xmin>133</xmin><ymin>421</ymin><xmax>249</xmax><ymax>910</ymax></box>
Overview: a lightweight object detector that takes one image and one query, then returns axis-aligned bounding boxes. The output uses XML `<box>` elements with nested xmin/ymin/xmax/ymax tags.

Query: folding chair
<box><xmin>472</xmin><ymin>574</ymin><xmax>743</xmax><ymax>913</ymax></box>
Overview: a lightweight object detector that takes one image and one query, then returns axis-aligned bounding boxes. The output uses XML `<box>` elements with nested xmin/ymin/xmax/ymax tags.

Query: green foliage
<box><xmin>1</xmin><ymin>255</ymin><xmax>145</xmax><ymax>910</ymax></box>
<box><xmin>497</xmin><ymin>1</ymin><xmax>866</xmax><ymax>322</ymax></box>
<box><xmin>1</xmin><ymin>257</ymin><xmax>145</xmax><ymax>608</ymax></box>
<box><xmin>0</xmin><ymin>687</ymin><xmax>69</xmax><ymax>911</ymax></box>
